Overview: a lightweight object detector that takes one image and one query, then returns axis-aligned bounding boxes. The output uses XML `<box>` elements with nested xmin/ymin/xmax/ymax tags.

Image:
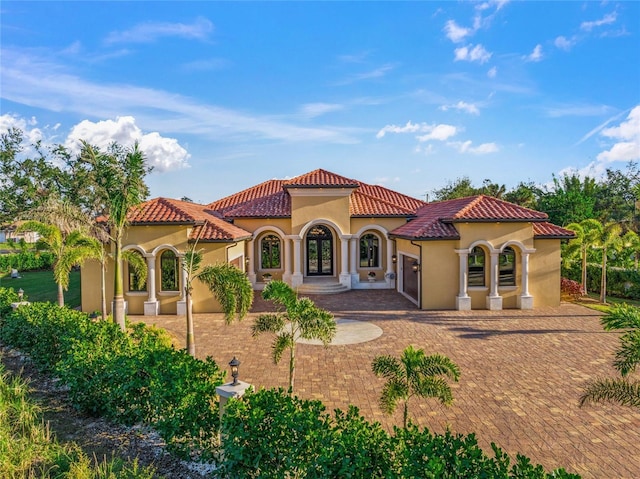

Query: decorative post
<box><xmin>455</xmin><ymin>250</ymin><xmax>471</xmax><ymax>311</ymax></box>
<box><xmin>216</xmin><ymin>357</ymin><xmax>252</xmax><ymax>422</ymax></box>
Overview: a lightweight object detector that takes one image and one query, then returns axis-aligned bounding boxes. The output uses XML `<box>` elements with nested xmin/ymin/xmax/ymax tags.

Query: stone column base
<box><xmin>291</xmin><ymin>273</ymin><xmax>303</xmax><ymax>288</ymax></box>
<box><xmin>144</xmin><ymin>301</ymin><xmax>159</xmax><ymax>316</ymax></box>
<box><xmin>486</xmin><ymin>295</ymin><xmax>503</xmax><ymax>311</ymax></box>
<box><xmin>456</xmin><ymin>295</ymin><xmax>471</xmax><ymax>311</ymax></box>
<box><xmin>517</xmin><ymin>294</ymin><xmax>534</xmax><ymax>310</ymax></box>
<box><xmin>176</xmin><ymin>300</ymin><xmax>186</xmax><ymax>315</ymax></box>
<box><xmin>339</xmin><ymin>272</ymin><xmax>352</xmax><ymax>288</ymax></box>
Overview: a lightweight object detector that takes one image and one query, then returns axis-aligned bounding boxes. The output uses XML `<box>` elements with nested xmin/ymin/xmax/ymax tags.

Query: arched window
<box><xmin>468</xmin><ymin>246</ymin><xmax>485</xmax><ymax>287</ymax></box>
<box><xmin>160</xmin><ymin>250</ymin><xmax>179</xmax><ymax>291</ymax></box>
<box><xmin>360</xmin><ymin>233</ymin><xmax>380</xmax><ymax>268</ymax></box>
<box><xmin>261</xmin><ymin>234</ymin><xmax>281</xmax><ymax>269</ymax></box>
<box><xmin>127</xmin><ymin>251</ymin><xmax>147</xmax><ymax>292</ymax></box>
<box><xmin>499</xmin><ymin>247</ymin><xmax>516</xmax><ymax>286</ymax></box>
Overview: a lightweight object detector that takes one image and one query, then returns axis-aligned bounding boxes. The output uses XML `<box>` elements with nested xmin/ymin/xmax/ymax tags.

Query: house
<box><xmin>80</xmin><ymin>169</ymin><xmax>574</xmax><ymax>315</ymax></box>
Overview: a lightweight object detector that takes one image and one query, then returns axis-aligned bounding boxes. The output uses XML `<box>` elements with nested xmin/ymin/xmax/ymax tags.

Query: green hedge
<box><xmin>220</xmin><ymin>388</ymin><xmax>580</xmax><ymax>479</ymax></box>
<box><xmin>562</xmin><ymin>263</ymin><xmax>640</xmax><ymax>300</ymax></box>
<box><xmin>0</xmin><ymin>290</ymin><xmax>225</xmax><ymax>460</ymax></box>
<box><xmin>0</xmin><ymin>251</ymin><xmax>55</xmax><ymax>272</ymax></box>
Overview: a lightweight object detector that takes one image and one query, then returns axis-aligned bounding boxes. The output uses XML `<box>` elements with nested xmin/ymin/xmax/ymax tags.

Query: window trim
<box><xmin>499</xmin><ymin>246</ymin><xmax>516</xmax><ymax>287</ymax></box>
<box><xmin>359</xmin><ymin>232</ymin><xmax>381</xmax><ymax>269</ymax></box>
<box><xmin>468</xmin><ymin>246</ymin><xmax>486</xmax><ymax>287</ymax></box>
<box><xmin>260</xmin><ymin>234</ymin><xmax>282</xmax><ymax>270</ymax></box>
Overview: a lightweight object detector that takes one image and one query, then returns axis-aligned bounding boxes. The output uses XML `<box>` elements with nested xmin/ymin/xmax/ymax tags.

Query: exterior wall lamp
<box><xmin>229</xmin><ymin>356</ymin><xmax>240</xmax><ymax>386</ymax></box>
<box><xmin>392</xmin><ymin>254</ymin><xmax>397</xmax><ymax>263</ymax></box>
<box><xmin>412</xmin><ymin>261</ymin><xmax>420</xmax><ymax>273</ymax></box>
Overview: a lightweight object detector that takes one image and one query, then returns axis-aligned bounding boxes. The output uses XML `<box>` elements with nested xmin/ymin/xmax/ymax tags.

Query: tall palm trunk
<box><xmin>57</xmin><ymin>283</ymin><xmax>64</xmax><ymax>307</ymax></box>
<box><xmin>101</xmin><ymin>262</ymin><xmax>107</xmax><ymax>321</ymax></box>
<box><xmin>186</xmin><ymin>290</ymin><xmax>196</xmax><ymax>356</ymax></box>
<box><xmin>600</xmin><ymin>246</ymin><xmax>608</xmax><ymax>304</ymax></box>
<box><xmin>289</xmin><ymin>344</ymin><xmax>296</xmax><ymax>394</ymax></box>
<box><xmin>581</xmin><ymin>246</ymin><xmax>588</xmax><ymax>292</ymax></box>
<box><xmin>112</xmin><ymin>234</ymin><xmax>126</xmax><ymax>330</ymax></box>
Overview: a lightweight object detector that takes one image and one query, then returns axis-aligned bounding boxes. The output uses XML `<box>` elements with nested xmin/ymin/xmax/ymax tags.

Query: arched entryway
<box><xmin>306</xmin><ymin>224</ymin><xmax>333</xmax><ymax>276</ymax></box>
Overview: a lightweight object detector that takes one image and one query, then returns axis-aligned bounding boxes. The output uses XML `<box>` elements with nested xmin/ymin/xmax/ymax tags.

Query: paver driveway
<box><xmin>132</xmin><ymin>291</ymin><xmax>640</xmax><ymax>478</ymax></box>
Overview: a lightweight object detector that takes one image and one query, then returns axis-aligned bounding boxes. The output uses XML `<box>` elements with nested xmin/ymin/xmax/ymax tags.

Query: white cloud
<box><xmin>525</xmin><ymin>44</ymin><xmax>543</xmax><ymax>62</ymax></box>
<box><xmin>554</xmin><ymin>35</ymin><xmax>577</xmax><ymax>51</ymax></box>
<box><xmin>440</xmin><ymin>101</ymin><xmax>480</xmax><ymax>115</ymax></box>
<box><xmin>336</xmin><ymin>63</ymin><xmax>397</xmax><ymax>85</ymax></box>
<box><xmin>454</xmin><ymin>44</ymin><xmax>492</xmax><ymax>64</ymax></box>
<box><xmin>487</xmin><ymin>67</ymin><xmax>498</xmax><ymax>78</ymax></box>
<box><xmin>1</xmin><ymin>47</ymin><xmax>355</xmax><ymax>144</ymax></box>
<box><xmin>0</xmin><ymin>113</ymin><xmax>45</xmax><ymax>145</ymax></box>
<box><xmin>376</xmin><ymin>121</ymin><xmax>458</xmax><ymax>141</ymax></box>
<box><xmin>105</xmin><ymin>17</ymin><xmax>213</xmax><ymax>44</ymax></box>
<box><xmin>581</xmin><ymin>12</ymin><xmax>617</xmax><ymax>31</ymax></box>
<box><xmin>444</xmin><ymin>20</ymin><xmax>472</xmax><ymax>43</ymax></box>
<box><xmin>299</xmin><ymin>103</ymin><xmax>344</xmax><ymax>119</ymax></box>
<box><xmin>596</xmin><ymin>106</ymin><xmax>640</xmax><ymax>162</ymax></box>
<box><xmin>449</xmin><ymin>140</ymin><xmax>499</xmax><ymax>154</ymax></box>
<box><xmin>65</xmin><ymin>116</ymin><xmax>190</xmax><ymax>172</ymax></box>
<box><xmin>417</xmin><ymin>124</ymin><xmax>458</xmax><ymax>142</ymax></box>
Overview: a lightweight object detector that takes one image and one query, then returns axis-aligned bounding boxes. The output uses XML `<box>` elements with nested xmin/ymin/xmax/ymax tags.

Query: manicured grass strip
<box><xmin>0</xmin><ymin>269</ymin><xmax>80</xmax><ymax>308</ymax></box>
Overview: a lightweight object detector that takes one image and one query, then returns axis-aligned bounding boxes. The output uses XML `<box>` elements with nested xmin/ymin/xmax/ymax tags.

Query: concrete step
<box><xmin>295</xmin><ymin>282</ymin><xmax>349</xmax><ymax>295</ymax></box>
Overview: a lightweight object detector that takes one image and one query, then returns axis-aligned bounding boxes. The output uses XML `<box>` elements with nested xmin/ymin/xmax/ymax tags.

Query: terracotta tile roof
<box><xmin>390</xmin><ymin>195</ymin><xmax>555</xmax><ymax>240</ymax></box>
<box><xmin>533</xmin><ymin>222</ymin><xmax>576</xmax><ymax>239</ymax></box>
<box><xmin>206</xmin><ymin>169</ymin><xmax>426</xmax><ymax>219</ymax></box>
<box><xmin>127</xmin><ymin>197</ymin><xmax>251</xmax><ymax>241</ymax></box>
<box><xmin>283</xmin><ymin>168</ymin><xmax>360</xmax><ymax>188</ymax></box>
<box><xmin>450</xmin><ymin>195</ymin><xmax>548</xmax><ymax>222</ymax></box>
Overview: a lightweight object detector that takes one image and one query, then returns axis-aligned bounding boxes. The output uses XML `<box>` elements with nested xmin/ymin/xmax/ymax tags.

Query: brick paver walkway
<box><xmin>132</xmin><ymin>291</ymin><xmax>640</xmax><ymax>478</ymax></box>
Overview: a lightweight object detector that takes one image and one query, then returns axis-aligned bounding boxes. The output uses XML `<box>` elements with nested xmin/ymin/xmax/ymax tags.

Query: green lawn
<box><xmin>0</xmin><ymin>269</ymin><xmax>81</xmax><ymax>309</ymax></box>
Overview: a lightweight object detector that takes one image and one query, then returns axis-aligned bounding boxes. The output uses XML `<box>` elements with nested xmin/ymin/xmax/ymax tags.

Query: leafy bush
<box><xmin>0</xmin><ymin>296</ymin><xmax>226</xmax><ymax>460</ymax></box>
<box><xmin>561</xmin><ymin>278</ymin><xmax>585</xmax><ymax>300</ymax></box>
<box><xmin>0</xmin><ymin>251</ymin><xmax>55</xmax><ymax>272</ymax></box>
<box><xmin>221</xmin><ymin>388</ymin><xmax>580</xmax><ymax>478</ymax></box>
<box><xmin>561</xmin><ymin>263</ymin><xmax>640</xmax><ymax>300</ymax></box>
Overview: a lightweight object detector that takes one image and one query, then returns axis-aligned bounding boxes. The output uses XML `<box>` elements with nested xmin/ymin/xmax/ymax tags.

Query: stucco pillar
<box><xmin>385</xmin><ymin>237</ymin><xmax>396</xmax><ymax>288</ymax></box>
<box><xmin>291</xmin><ymin>237</ymin><xmax>303</xmax><ymax>288</ymax></box>
<box><xmin>339</xmin><ymin>236</ymin><xmax>351</xmax><ymax>288</ymax></box>
<box><xmin>144</xmin><ymin>254</ymin><xmax>159</xmax><ymax>316</ymax></box>
<box><xmin>518</xmin><ymin>251</ymin><xmax>534</xmax><ymax>309</ymax></box>
<box><xmin>283</xmin><ymin>237</ymin><xmax>292</xmax><ymax>284</ymax></box>
<box><xmin>455</xmin><ymin>250</ymin><xmax>471</xmax><ymax>311</ymax></box>
<box><xmin>247</xmin><ymin>238</ymin><xmax>256</xmax><ymax>286</ymax></box>
<box><xmin>486</xmin><ymin>252</ymin><xmax>502</xmax><ymax>310</ymax></box>
<box><xmin>349</xmin><ymin>237</ymin><xmax>359</xmax><ymax>286</ymax></box>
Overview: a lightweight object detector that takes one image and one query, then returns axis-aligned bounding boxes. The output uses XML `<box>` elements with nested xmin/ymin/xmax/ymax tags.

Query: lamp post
<box><xmin>18</xmin><ymin>288</ymin><xmax>24</xmax><ymax>300</ymax></box>
<box><xmin>229</xmin><ymin>356</ymin><xmax>240</xmax><ymax>386</ymax></box>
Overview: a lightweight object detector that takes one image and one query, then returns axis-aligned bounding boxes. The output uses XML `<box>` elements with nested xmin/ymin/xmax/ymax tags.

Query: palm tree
<box><xmin>566</xmin><ymin>219</ymin><xmax>603</xmax><ymax>293</ymax></box>
<box><xmin>16</xmin><ymin>222</ymin><xmax>93</xmax><ymax>307</ymax></box>
<box><xmin>372</xmin><ymin>345</ymin><xmax>460</xmax><ymax>429</ymax></box>
<box><xmin>252</xmin><ymin>281</ymin><xmax>336</xmax><ymax>393</ymax></box>
<box><xmin>622</xmin><ymin>230</ymin><xmax>640</xmax><ymax>270</ymax></box>
<box><xmin>593</xmin><ymin>221</ymin><xmax>623</xmax><ymax>303</ymax></box>
<box><xmin>182</xmin><ymin>241</ymin><xmax>253</xmax><ymax>357</ymax></box>
<box><xmin>580</xmin><ymin>304</ymin><xmax>640</xmax><ymax>410</ymax></box>
<box><xmin>81</xmin><ymin>142</ymin><xmax>150</xmax><ymax>330</ymax></box>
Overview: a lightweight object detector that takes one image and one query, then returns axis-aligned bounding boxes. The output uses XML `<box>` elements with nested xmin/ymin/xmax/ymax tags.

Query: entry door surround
<box><xmin>306</xmin><ymin>224</ymin><xmax>333</xmax><ymax>276</ymax></box>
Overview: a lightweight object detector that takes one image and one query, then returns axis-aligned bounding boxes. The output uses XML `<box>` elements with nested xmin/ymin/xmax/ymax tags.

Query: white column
<box><xmin>291</xmin><ymin>237</ymin><xmax>303</xmax><ymax>288</ymax></box>
<box><xmin>486</xmin><ymin>251</ymin><xmax>502</xmax><ymax>310</ymax></box>
<box><xmin>144</xmin><ymin>254</ymin><xmax>159</xmax><ymax>316</ymax></box>
<box><xmin>385</xmin><ymin>237</ymin><xmax>395</xmax><ymax>288</ymax></box>
<box><xmin>283</xmin><ymin>237</ymin><xmax>292</xmax><ymax>284</ymax></box>
<box><xmin>339</xmin><ymin>236</ymin><xmax>351</xmax><ymax>288</ymax></box>
<box><xmin>349</xmin><ymin>237</ymin><xmax>359</xmax><ymax>287</ymax></box>
<box><xmin>176</xmin><ymin>256</ymin><xmax>188</xmax><ymax>315</ymax></box>
<box><xmin>518</xmin><ymin>251</ymin><xmax>534</xmax><ymax>309</ymax></box>
<box><xmin>247</xmin><ymin>238</ymin><xmax>256</xmax><ymax>285</ymax></box>
<box><xmin>455</xmin><ymin>250</ymin><xmax>471</xmax><ymax>311</ymax></box>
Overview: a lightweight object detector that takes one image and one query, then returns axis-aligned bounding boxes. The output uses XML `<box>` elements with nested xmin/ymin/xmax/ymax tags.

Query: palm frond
<box><xmin>372</xmin><ymin>355</ymin><xmax>403</xmax><ymax>381</ymax></box>
<box><xmin>198</xmin><ymin>263</ymin><xmax>253</xmax><ymax>323</ymax></box>
<box><xmin>122</xmin><ymin>249</ymin><xmax>148</xmax><ymax>289</ymax></box>
<box><xmin>580</xmin><ymin>378</ymin><xmax>640</xmax><ymax>409</ymax></box>
<box><xmin>614</xmin><ymin>330</ymin><xmax>640</xmax><ymax>376</ymax></box>
<box><xmin>252</xmin><ymin>314</ymin><xmax>285</xmax><ymax>336</ymax></box>
<box><xmin>418</xmin><ymin>354</ymin><xmax>462</xmax><ymax>382</ymax></box>
<box><xmin>414</xmin><ymin>376</ymin><xmax>455</xmax><ymax>406</ymax></box>
<box><xmin>601</xmin><ymin>304</ymin><xmax>640</xmax><ymax>331</ymax></box>
<box><xmin>379</xmin><ymin>379</ymin><xmax>407</xmax><ymax>415</ymax></box>
<box><xmin>272</xmin><ymin>333</ymin><xmax>294</xmax><ymax>364</ymax></box>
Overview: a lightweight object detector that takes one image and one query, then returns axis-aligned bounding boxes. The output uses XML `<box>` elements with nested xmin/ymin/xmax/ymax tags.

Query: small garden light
<box><xmin>229</xmin><ymin>356</ymin><xmax>240</xmax><ymax>386</ymax></box>
<box><xmin>18</xmin><ymin>288</ymin><xmax>24</xmax><ymax>300</ymax></box>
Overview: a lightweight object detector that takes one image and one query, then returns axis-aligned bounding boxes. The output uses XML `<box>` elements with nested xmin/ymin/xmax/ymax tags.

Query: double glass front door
<box><xmin>306</xmin><ymin>225</ymin><xmax>333</xmax><ymax>276</ymax></box>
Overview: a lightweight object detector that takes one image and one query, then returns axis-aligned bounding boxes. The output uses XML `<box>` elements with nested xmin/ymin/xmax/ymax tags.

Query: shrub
<box><xmin>0</xmin><ymin>251</ymin><xmax>55</xmax><ymax>272</ymax></box>
<box><xmin>561</xmin><ymin>278</ymin><xmax>585</xmax><ymax>300</ymax></box>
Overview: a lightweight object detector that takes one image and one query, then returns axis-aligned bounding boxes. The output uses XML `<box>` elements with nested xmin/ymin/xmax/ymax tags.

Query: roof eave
<box><xmin>388</xmin><ymin>234</ymin><xmax>460</xmax><ymax>241</ymax></box>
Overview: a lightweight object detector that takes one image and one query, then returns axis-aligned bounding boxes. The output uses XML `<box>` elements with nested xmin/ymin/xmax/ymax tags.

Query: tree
<box><xmin>621</xmin><ymin>230</ymin><xmax>640</xmax><ymax>270</ymax></box>
<box><xmin>372</xmin><ymin>345</ymin><xmax>460</xmax><ymax>429</ymax></box>
<box><xmin>595</xmin><ymin>163</ymin><xmax>639</xmax><ymax>226</ymax></box>
<box><xmin>431</xmin><ymin>177</ymin><xmax>478</xmax><ymax>201</ymax></box>
<box><xmin>592</xmin><ymin>221</ymin><xmax>623</xmax><ymax>303</ymax></box>
<box><xmin>252</xmin><ymin>281</ymin><xmax>336</xmax><ymax>393</ymax></box>
<box><xmin>80</xmin><ymin>142</ymin><xmax>151</xmax><ymax>330</ymax></box>
<box><xmin>580</xmin><ymin>304</ymin><xmax>640</xmax><ymax>410</ymax></box>
<box><xmin>537</xmin><ymin>173</ymin><xmax>600</xmax><ymax>226</ymax></box>
<box><xmin>503</xmin><ymin>181</ymin><xmax>540</xmax><ymax>210</ymax></box>
<box><xmin>565</xmin><ymin>219</ymin><xmax>604</xmax><ymax>293</ymax></box>
<box><xmin>182</xmin><ymin>240</ymin><xmax>253</xmax><ymax>357</ymax></box>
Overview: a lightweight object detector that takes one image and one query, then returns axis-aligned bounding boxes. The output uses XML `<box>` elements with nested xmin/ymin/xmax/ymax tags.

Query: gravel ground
<box><xmin>0</xmin><ymin>345</ymin><xmax>217</xmax><ymax>479</ymax></box>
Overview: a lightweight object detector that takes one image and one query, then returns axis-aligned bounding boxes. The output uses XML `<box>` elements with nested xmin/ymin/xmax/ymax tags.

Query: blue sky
<box><xmin>1</xmin><ymin>1</ymin><xmax>639</xmax><ymax>204</ymax></box>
